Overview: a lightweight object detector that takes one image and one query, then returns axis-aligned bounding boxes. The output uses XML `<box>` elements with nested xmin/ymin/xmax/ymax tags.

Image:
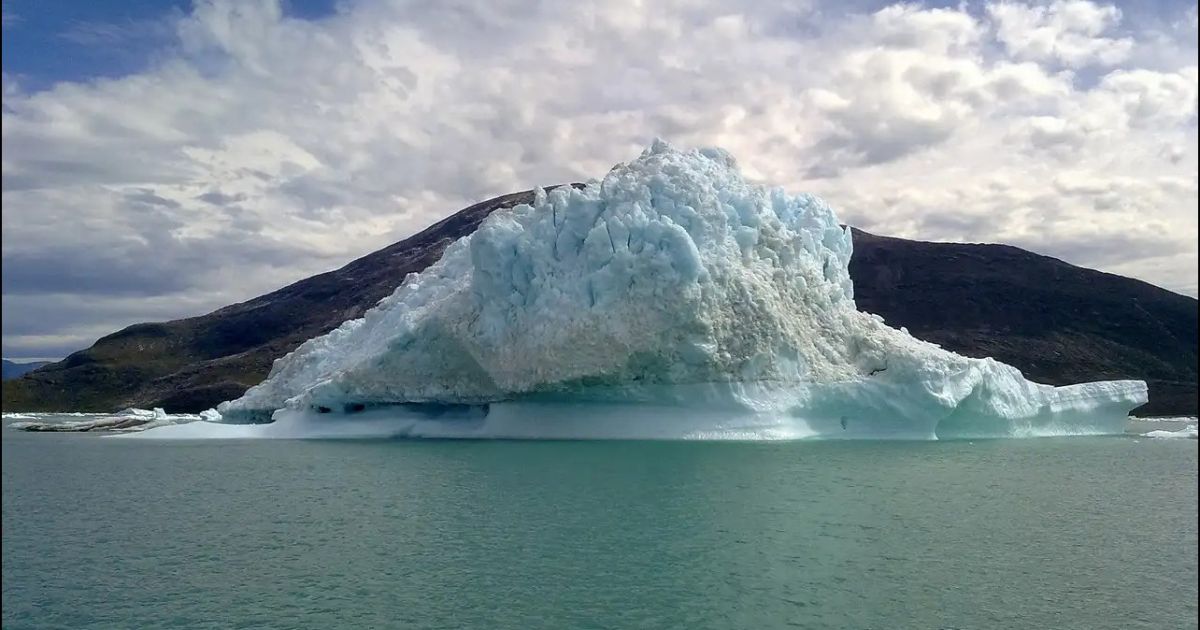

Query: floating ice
<box><xmin>6</xmin><ymin>408</ymin><xmax>201</xmax><ymax>432</ymax></box>
<box><xmin>162</xmin><ymin>140</ymin><xmax>1147</xmax><ymax>441</ymax></box>
<box><xmin>1144</xmin><ymin>425</ymin><xmax>1198</xmax><ymax>439</ymax></box>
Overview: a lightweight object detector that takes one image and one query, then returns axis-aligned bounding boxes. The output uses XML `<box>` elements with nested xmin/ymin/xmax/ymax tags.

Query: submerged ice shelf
<box><xmin>166</xmin><ymin>141</ymin><xmax>1145</xmax><ymax>440</ymax></box>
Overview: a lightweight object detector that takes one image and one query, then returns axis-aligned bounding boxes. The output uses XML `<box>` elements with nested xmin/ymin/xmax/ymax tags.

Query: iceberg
<box><xmin>6</xmin><ymin>408</ymin><xmax>202</xmax><ymax>432</ymax></box>
<box><xmin>202</xmin><ymin>140</ymin><xmax>1145</xmax><ymax>440</ymax></box>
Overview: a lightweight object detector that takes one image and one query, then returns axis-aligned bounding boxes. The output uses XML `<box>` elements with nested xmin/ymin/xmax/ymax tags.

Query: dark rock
<box><xmin>848</xmin><ymin>230</ymin><xmax>1197</xmax><ymax>416</ymax></box>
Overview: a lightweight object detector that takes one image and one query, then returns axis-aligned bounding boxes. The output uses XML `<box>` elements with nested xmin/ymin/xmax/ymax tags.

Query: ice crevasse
<box><xmin>207</xmin><ymin>140</ymin><xmax>1146</xmax><ymax>440</ymax></box>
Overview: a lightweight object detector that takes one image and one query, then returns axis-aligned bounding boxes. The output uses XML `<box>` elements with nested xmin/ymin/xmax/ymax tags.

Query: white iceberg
<box><xmin>199</xmin><ymin>140</ymin><xmax>1146</xmax><ymax>440</ymax></box>
<box><xmin>6</xmin><ymin>408</ymin><xmax>201</xmax><ymax>432</ymax></box>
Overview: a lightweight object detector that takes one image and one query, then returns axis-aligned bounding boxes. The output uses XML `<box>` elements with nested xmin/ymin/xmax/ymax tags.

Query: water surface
<box><xmin>3</xmin><ymin>426</ymin><xmax>1196</xmax><ymax>629</ymax></box>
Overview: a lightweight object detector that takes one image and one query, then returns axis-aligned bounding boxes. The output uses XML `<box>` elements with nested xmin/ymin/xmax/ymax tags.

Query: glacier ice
<box><xmin>200</xmin><ymin>139</ymin><xmax>1146</xmax><ymax>440</ymax></box>
<box><xmin>5</xmin><ymin>408</ymin><xmax>202</xmax><ymax>432</ymax></box>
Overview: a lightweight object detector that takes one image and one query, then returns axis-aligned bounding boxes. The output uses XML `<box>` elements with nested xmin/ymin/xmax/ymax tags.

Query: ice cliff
<box><xmin>214</xmin><ymin>140</ymin><xmax>1147</xmax><ymax>440</ymax></box>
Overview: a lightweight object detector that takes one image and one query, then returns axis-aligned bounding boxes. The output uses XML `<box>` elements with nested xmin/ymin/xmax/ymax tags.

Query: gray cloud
<box><xmin>2</xmin><ymin>0</ymin><xmax>1196</xmax><ymax>359</ymax></box>
<box><xmin>0</xmin><ymin>293</ymin><xmax>229</xmax><ymax>359</ymax></box>
<box><xmin>2</xmin><ymin>247</ymin><xmax>197</xmax><ymax>297</ymax></box>
<box><xmin>1</xmin><ymin>225</ymin><xmax>317</xmax><ymax>297</ymax></box>
<box><xmin>196</xmin><ymin>190</ymin><xmax>248</xmax><ymax>205</ymax></box>
<box><xmin>126</xmin><ymin>188</ymin><xmax>182</xmax><ymax>209</ymax></box>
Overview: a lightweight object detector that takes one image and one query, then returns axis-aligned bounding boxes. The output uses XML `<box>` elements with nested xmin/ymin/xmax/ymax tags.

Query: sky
<box><xmin>1</xmin><ymin>0</ymin><xmax>1197</xmax><ymax>361</ymax></box>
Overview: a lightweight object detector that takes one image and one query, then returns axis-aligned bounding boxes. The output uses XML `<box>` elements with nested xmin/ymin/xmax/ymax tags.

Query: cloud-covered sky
<box><xmin>2</xmin><ymin>0</ymin><xmax>1197</xmax><ymax>360</ymax></box>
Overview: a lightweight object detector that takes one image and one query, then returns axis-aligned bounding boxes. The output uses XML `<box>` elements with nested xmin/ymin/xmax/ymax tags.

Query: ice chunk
<box><xmin>1144</xmin><ymin>424</ymin><xmax>1198</xmax><ymax>439</ymax></box>
<box><xmin>209</xmin><ymin>140</ymin><xmax>1147</xmax><ymax>440</ymax></box>
<box><xmin>7</xmin><ymin>408</ymin><xmax>201</xmax><ymax>432</ymax></box>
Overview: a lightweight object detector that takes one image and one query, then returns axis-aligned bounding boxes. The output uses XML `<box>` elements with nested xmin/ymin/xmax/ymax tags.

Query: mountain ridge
<box><xmin>4</xmin><ymin>186</ymin><xmax>1195</xmax><ymax>416</ymax></box>
<box><xmin>2</xmin><ymin>360</ymin><xmax>51</xmax><ymax>381</ymax></box>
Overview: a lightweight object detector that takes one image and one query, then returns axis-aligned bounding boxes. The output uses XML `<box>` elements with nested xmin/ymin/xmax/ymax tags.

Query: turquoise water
<box><xmin>3</xmin><ymin>428</ymin><xmax>1196</xmax><ymax>629</ymax></box>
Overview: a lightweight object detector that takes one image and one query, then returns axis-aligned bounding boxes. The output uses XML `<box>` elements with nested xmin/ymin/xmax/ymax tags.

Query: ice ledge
<box><xmin>203</xmin><ymin>378</ymin><xmax>1147</xmax><ymax>441</ymax></box>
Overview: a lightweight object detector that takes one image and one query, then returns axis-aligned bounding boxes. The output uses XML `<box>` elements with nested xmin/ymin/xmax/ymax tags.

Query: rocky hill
<box><xmin>849</xmin><ymin>231</ymin><xmax>1196</xmax><ymax>417</ymax></box>
<box><xmin>4</xmin><ymin>186</ymin><xmax>1195</xmax><ymax>416</ymax></box>
<box><xmin>2</xmin><ymin>360</ymin><xmax>51</xmax><ymax>381</ymax></box>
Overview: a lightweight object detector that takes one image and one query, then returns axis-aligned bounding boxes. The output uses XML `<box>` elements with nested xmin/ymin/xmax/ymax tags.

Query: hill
<box><xmin>2</xmin><ymin>360</ymin><xmax>51</xmax><ymax>381</ymax></box>
<box><xmin>4</xmin><ymin>187</ymin><xmax>1195</xmax><ymax>416</ymax></box>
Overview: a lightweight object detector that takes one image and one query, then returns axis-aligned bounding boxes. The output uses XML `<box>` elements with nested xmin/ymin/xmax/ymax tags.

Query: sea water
<box><xmin>2</xmin><ymin>421</ymin><xmax>1196</xmax><ymax>629</ymax></box>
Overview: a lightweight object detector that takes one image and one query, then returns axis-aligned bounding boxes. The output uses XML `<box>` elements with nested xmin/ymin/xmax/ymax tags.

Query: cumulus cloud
<box><xmin>1</xmin><ymin>0</ymin><xmax>1197</xmax><ymax>359</ymax></box>
<box><xmin>988</xmin><ymin>0</ymin><xmax>1135</xmax><ymax>67</ymax></box>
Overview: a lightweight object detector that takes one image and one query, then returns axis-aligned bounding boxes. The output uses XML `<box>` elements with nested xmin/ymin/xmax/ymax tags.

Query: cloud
<box><xmin>196</xmin><ymin>190</ymin><xmax>247</xmax><ymax>205</ymax></box>
<box><xmin>1</xmin><ymin>293</ymin><xmax>229</xmax><ymax>359</ymax></box>
<box><xmin>58</xmin><ymin>15</ymin><xmax>180</xmax><ymax>46</ymax></box>
<box><xmin>1</xmin><ymin>0</ymin><xmax>1197</xmax><ymax>359</ymax></box>
<box><xmin>988</xmin><ymin>0</ymin><xmax>1135</xmax><ymax>67</ymax></box>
